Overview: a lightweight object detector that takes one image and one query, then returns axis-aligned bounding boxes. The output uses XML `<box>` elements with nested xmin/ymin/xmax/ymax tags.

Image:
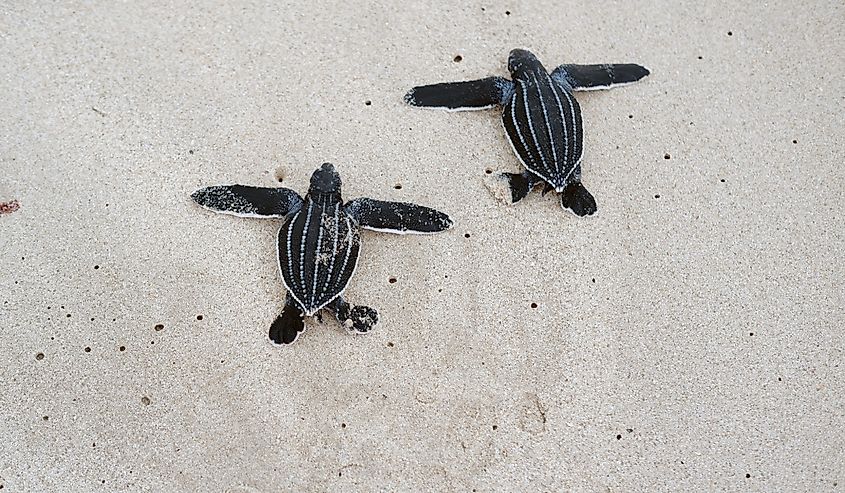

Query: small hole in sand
<box><xmin>196</xmin><ymin>315</ymin><xmax>204</xmax><ymax>321</ymax></box>
<box><xmin>154</xmin><ymin>324</ymin><xmax>164</xmax><ymax>331</ymax></box>
<box><xmin>387</xmin><ymin>341</ymin><xmax>394</xmax><ymax>347</ymax></box>
<box><xmin>36</xmin><ymin>352</ymin><xmax>44</xmax><ymax>360</ymax></box>
<box><xmin>119</xmin><ymin>346</ymin><xmax>125</xmax><ymax>352</ymax></box>
<box><xmin>274</xmin><ymin>166</ymin><xmax>287</xmax><ymax>183</ymax></box>
<box><xmin>66</xmin><ymin>313</ymin><xmax>71</xmax><ymax>318</ymax></box>
<box><xmin>453</xmin><ymin>55</ymin><xmax>463</xmax><ymax>63</ymax></box>
<box><xmin>727</xmin><ymin>31</ymin><xmax>733</xmax><ymax>36</ymax></box>
<box><xmin>592</xmin><ymin>278</ymin><xmax>596</xmax><ymax>283</ymax></box>
<box><xmin>188</xmin><ymin>149</ymin><xmax>194</xmax><ymax>154</ymax></box>
<box><xmin>141</xmin><ymin>396</ymin><xmax>151</xmax><ymax>405</ymax></box>
<box><xmin>530</xmin><ymin>302</ymin><xmax>537</xmax><ymax>308</ymax></box>
<box><xmin>792</xmin><ymin>139</ymin><xmax>797</xmax><ymax>144</ymax></box>
<box><xmin>388</xmin><ymin>277</ymin><xmax>397</xmax><ymax>284</ymax></box>
<box><xmin>628</xmin><ymin>114</ymin><xmax>633</xmax><ymax>119</ymax></box>
<box><xmin>745</xmin><ymin>474</ymin><xmax>750</xmax><ymax>478</ymax></box>
<box><xmin>464</xmin><ymin>233</ymin><xmax>470</xmax><ymax>238</ymax></box>
<box><xmin>664</xmin><ymin>153</ymin><xmax>671</xmax><ymax>160</ymax></box>
<box><xmin>749</xmin><ymin>332</ymin><xmax>754</xmax><ymax>336</ymax></box>
<box><xmin>697</xmin><ymin>55</ymin><xmax>703</xmax><ymax>60</ymax></box>
<box><xmin>617</xmin><ymin>434</ymin><xmax>622</xmax><ymax>440</ymax></box>
<box><xmin>341</xmin><ymin>423</ymin><xmax>346</xmax><ymax>428</ymax></box>
<box><xmin>94</xmin><ymin>265</ymin><xmax>99</xmax><ymax>270</ymax></box>
<box><xmin>364</xmin><ymin>100</ymin><xmax>372</xmax><ymax>106</ymax></box>
<box><xmin>485</xmin><ymin>168</ymin><xmax>492</xmax><ymax>174</ymax></box>
<box><xmin>394</xmin><ymin>183</ymin><xmax>402</xmax><ymax>190</ymax></box>
<box><xmin>505</xmin><ymin>10</ymin><xmax>510</xmax><ymax>15</ymax></box>
<box><xmin>84</xmin><ymin>347</ymin><xmax>91</xmax><ymax>353</ymax></box>
<box><xmin>720</xmin><ymin>178</ymin><xmax>726</xmax><ymax>182</ymax></box>
<box><xmin>654</xmin><ymin>194</ymin><xmax>661</xmax><ymax>199</ymax></box>
<box><xmin>43</xmin><ymin>416</ymin><xmax>49</xmax><ymax>421</ymax></box>
<box><xmin>492</xmin><ymin>425</ymin><xmax>498</xmax><ymax>430</ymax></box>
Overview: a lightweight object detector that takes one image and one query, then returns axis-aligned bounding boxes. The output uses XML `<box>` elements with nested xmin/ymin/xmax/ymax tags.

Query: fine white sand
<box><xmin>1</xmin><ymin>1</ymin><xmax>843</xmax><ymax>491</ymax></box>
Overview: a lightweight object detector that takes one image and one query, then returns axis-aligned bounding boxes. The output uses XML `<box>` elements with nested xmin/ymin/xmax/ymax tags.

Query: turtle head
<box><xmin>309</xmin><ymin>162</ymin><xmax>342</xmax><ymax>195</ymax></box>
<box><xmin>507</xmin><ymin>48</ymin><xmax>541</xmax><ymax>77</ymax></box>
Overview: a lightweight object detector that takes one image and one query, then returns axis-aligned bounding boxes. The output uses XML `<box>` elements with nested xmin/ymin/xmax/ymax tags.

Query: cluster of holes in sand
<box><xmin>33</xmin><ymin>314</ymin><xmax>205</xmax><ymax>409</ymax></box>
<box><xmin>616</xmin><ymin>428</ymin><xmax>636</xmax><ymax>441</ymax></box>
<box><xmin>478</xmin><ymin>7</ymin><xmax>510</xmax><ymax>15</ymax></box>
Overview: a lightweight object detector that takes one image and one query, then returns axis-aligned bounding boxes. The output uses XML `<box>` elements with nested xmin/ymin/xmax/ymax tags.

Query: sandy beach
<box><xmin>1</xmin><ymin>1</ymin><xmax>843</xmax><ymax>491</ymax></box>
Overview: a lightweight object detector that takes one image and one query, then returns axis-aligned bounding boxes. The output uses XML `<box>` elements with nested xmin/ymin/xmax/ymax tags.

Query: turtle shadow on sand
<box><xmin>406</xmin><ymin>48</ymin><xmax>650</xmax><ymax>217</ymax></box>
<box><xmin>192</xmin><ymin>163</ymin><xmax>453</xmax><ymax>345</ymax></box>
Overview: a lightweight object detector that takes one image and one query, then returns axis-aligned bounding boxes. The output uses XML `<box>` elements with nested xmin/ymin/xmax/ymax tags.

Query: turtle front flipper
<box><xmin>192</xmin><ymin>185</ymin><xmax>304</xmax><ymax>218</ymax></box>
<box><xmin>327</xmin><ymin>296</ymin><xmax>378</xmax><ymax>334</ymax></box>
<box><xmin>550</xmin><ymin>64</ymin><xmax>650</xmax><ymax>91</ymax></box>
<box><xmin>405</xmin><ymin>76</ymin><xmax>514</xmax><ymax>110</ymax></box>
<box><xmin>344</xmin><ymin>198</ymin><xmax>453</xmax><ymax>234</ymax></box>
<box><xmin>560</xmin><ymin>182</ymin><xmax>597</xmax><ymax>217</ymax></box>
<box><xmin>268</xmin><ymin>295</ymin><xmax>306</xmax><ymax>345</ymax></box>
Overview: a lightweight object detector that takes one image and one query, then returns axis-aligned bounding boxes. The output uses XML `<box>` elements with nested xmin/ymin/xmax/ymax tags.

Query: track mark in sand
<box><xmin>338</xmin><ymin>463</ymin><xmax>361</xmax><ymax>477</ymax></box>
<box><xmin>519</xmin><ymin>392</ymin><xmax>547</xmax><ymax>434</ymax></box>
<box><xmin>483</xmin><ymin>172</ymin><xmax>513</xmax><ymax>205</ymax></box>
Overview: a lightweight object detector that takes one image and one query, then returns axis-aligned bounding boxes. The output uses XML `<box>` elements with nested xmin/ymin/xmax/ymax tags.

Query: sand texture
<box><xmin>1</xmin><ymin>1</ymin><xmax>843</xmax><ymax>491</ymax></box>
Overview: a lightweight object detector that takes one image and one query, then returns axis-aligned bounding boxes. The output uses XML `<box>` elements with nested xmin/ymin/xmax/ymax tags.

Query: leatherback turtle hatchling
<box><xmin>191</xmin><ymin>163</ymin><xmax>453</xmax><ymax>345</ymax></box>
<box><xmin>405</xmin><ymin>48</ymin><xmax>650</xmax><ymax>216</ymax></box>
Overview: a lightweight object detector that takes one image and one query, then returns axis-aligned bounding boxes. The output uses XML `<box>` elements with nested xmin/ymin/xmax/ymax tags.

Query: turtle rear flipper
<box><xmin>500</xmin><ymin>170</ymin><xmax>540</xmax><ymax>204</ymax></box>
<box><xmin>328</xmin><ymin>297</ymin><xmax>378</xmax><ymax>334</ymax></box>
<box><xmin>405</xmin><ymin>77</ymin><xmax>514</xmax><ymax>110</ymax></box>
<box><xmin>269</xmin><ymin>296</ymin><xmax>306</xmax><ymax>345</ymax></box>
<box><xmin>560</xmin><ymin>182</ymin><xmax>597</xmax><ymax>217</ymax></box>
<box><xmin>192</xmin><ymin>185</ymin><xmax>303</xmax><ymax>218</ymax></box>
<box><xmin>344</xmin><ymin>198</ymin><xmax>453</xmax><ymax>234</ymax></box>
<box><xmin>551</xmin><ymin>64</ymin><xmax>650</xmax><ymax>91</ymax></box>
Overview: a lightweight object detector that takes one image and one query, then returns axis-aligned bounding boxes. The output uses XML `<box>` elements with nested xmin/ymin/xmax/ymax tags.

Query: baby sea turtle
<box><xmin>192</xmin><ymin>163</ymin><xmax>453</xmax><ymax>345</ymax></box>
<box><xmin>405</xmin><ymin>48</ymin><xmax>650</xmax><ymax>216</ymax></box>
